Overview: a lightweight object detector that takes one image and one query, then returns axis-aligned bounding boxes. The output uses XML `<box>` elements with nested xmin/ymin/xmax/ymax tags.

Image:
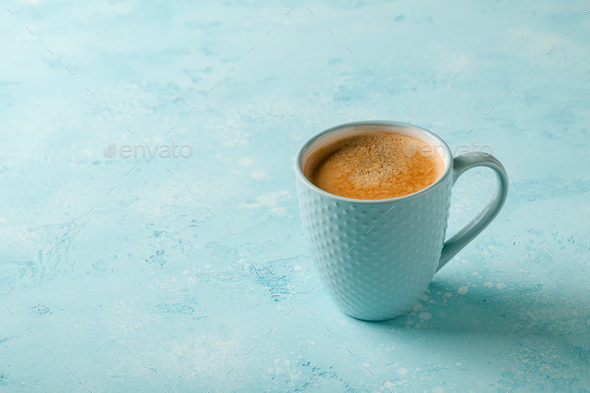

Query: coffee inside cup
<box><xmin>303</xmin><ymin>131</ymin><xmax>445</xmax><ymax>200</ymax></box>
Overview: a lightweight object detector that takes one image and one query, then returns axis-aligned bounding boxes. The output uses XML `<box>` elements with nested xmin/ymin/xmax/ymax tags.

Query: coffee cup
<box><xmin>295</xmin><ymin>121</ymin><xmax>509</xmax><ymax>321</ymax></box>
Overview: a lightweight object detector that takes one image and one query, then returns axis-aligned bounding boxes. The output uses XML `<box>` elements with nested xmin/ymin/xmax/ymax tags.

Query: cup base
<box><xmin>339</xmin><ymin>303</ymin><xmax>417</xmax><ymax>322</ymax></box>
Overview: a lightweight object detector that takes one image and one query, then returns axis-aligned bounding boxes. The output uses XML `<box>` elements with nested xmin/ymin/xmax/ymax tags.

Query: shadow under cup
<box><xmin>295</xmin><ymin>121</ymin><xmax>454</xmax><ymax>321</ymax></box>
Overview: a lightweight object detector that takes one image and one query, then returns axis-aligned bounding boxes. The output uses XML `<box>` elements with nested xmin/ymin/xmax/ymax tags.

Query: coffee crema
<box><xmin>304</xmin><ymin>132</ymin><xmax>445</xmax><ymax>200</ymax></box>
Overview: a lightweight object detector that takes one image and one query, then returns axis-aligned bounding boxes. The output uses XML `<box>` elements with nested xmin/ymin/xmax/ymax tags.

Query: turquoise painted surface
<box><xmin>1</xmin><ymin>0</ymin><xmax>589</xmax><ymax>391</ymax></box>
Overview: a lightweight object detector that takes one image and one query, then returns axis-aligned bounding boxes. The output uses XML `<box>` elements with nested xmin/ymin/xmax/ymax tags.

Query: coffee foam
<box><xmin>304</xmin><ymin>131</ymin><xmax>445</xmax><ymax>200</ymax></box>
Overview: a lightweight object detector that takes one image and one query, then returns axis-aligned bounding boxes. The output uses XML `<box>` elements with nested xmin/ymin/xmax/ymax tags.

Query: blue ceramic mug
<box><xmin>295</xmin><ymin>121</ymin><xmax>509</xmax><ymax>321</ymax></box>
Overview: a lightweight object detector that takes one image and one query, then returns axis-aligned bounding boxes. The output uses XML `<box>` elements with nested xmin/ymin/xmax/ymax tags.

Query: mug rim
<box><xmin>294</xmin><ymin>120</ymin><xmax>453</xmax><ymax>204</ymax></box>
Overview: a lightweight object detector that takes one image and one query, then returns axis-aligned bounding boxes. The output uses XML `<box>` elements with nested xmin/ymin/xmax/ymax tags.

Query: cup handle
<box><xmin>436</xmin><ymin>154</ymin><xmax>509</xmax><ymax>272</ymax></box>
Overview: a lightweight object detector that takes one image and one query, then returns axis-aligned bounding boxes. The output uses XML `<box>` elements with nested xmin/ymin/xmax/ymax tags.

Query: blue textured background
<box><xmin>1</xmin><ymin>1</ymin><xmax>589</xmax><ymax>392</ymax></box>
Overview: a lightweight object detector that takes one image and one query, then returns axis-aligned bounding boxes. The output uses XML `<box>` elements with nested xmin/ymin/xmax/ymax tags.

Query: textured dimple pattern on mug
<box><xmin>297</xmin><ymin>178</ymin><xmax>452</xmax><ymax>321</ymax></box>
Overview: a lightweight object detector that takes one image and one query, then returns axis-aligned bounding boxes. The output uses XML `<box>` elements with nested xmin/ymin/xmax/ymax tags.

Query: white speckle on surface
<box><xmin>433</xmin><ymin>387</ymin><xmax>444</xmax><ymax>393</ymax></box>
<box><xmin>419</xmin><ymin>312</ymin><xmax>431</xmax><ymax>320</ymax></box>
<box><xmin>0</xmin><ymin>218</ymin><xmax>7</xmax><ymax>223</ymax></box>
<box><xmin>230</xmin><ymin>170</ymin><xmax>242</xmax><ymax>175</ymax></box>
<box><xmin>250</xmin><ymin>171</ymin><xmax>265</xmax><ymax>179</ymax></box>
<box><xmin>421</xmin><ymin>294</ymin><xmax>429</xmax><ymax>301</ymax></box>
<box><xmin>397</xmin><ymin>368</ymin><xmax>408</xmax><ymax>375</ymax></box>
<box><xmin>413</xmin><ymin>303</ymin><xmax>423</xmax><ymax>310</ymax></box>
<box><xmin>240</xmin><ymin>158</ymin><xmax>253</xmax><ymax>166</ymax></box>
<box><xmin>444</xmin><ymin>292</ymin><xmax>452</xmax><ymax>297</ymax></box>
<box><xmin>214</xmin><ymin>154</ymin><xmax>222</xmax><ymax>159</ymax></box>
<box><xmin>456</xmin><ymin>362</ymin><xmax>461</xmax><ymax>366</ymax></box>
<box><xmin>496</xmin><ymin>283</ymin><xmax>506</xmax><ymax>289</ymax></box>
<box><xmin>457</xmin><ymin>286</ymin><xmax>468</xmax><ymax>295</ymax></box>
<box><xmin>484</xmin><ymin>282</ymin><xmax>494</xmax><ymax>288</ymax></box>
<box><xmin>294</xmin><ymin>266</ymin><xmax>302</xmax><ymax>271</ymax></box>
<box><xmin>243</xmin><ymin>191</ymin><xmax>290</xmax><ymax>217</ymax></box>
<box><xmin>284</xmin><ymin>360</ymin><xmax>290</xmax><ymax>367</ymax></box>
